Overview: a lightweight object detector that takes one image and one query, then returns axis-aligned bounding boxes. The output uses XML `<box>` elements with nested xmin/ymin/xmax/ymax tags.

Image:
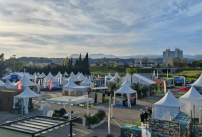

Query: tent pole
<box><xmin>87</xmin><ymin>100</ymin><xmax>89</xmax><ymax>116</ymax></box>
<box><xmin>69</xmin><ymin>99</ymin><xmax>71</xmax><ymax>121</ymax></box>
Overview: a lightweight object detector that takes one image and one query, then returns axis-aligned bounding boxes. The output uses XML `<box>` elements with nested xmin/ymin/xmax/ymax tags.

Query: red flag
<box><xmin>49</xmin><ymin>78</ymin><xmax>52</xmax><ymax>91</ymax></box>
<box><xmin>17</xmin><ymin>81</ymin><xmax>21</xmax><ymax>89</ymax></box>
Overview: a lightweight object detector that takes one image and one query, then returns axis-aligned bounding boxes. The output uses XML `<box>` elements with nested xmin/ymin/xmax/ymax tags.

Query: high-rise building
<box><xmin>163</xmin><ymin>48</ymin><xmax>188</xmax><ymax>66</ymax></box>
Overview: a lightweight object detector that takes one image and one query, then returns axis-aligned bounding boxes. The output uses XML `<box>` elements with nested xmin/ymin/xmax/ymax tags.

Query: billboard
<box><xmin>11</xmin><ymin>75</ymin><xmax>18</xmax><ymax>80</ymax></box>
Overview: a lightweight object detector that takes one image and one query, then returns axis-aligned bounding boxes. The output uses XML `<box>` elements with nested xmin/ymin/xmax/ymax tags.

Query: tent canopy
<box><xmin>39</xmin><ymin>72</ymin><xmax>46</xmax><ymax>78</ymax></box>
<box><xmin>121</xmin><ymin>78</ymin><xmax>131</xmax><ymax>87</ymax></box>
<box><xmin>115</xmin><ymin>82</ymin><xmax>136</xmax><ymax>94</ymax></box>
<box><xmin>109</xmin><ymin>72</ymin><xmax>121</xmax><ymax>83</ymax></box>
<box><xmin>46</xmin><ymin>95</ymin><xmax>93</xmax><ymax>104</ymax></box>
<box><xmin>154</xmin><ymin>90</ymin><xmax>183</xmax><ymax>107</ymax></box>
<box><xmin>44</xmin><ymin>72</ymin><xmax>55</xmax><ymax>81</ymax></box>
<box><xmin>55</xmin><ymin>71</ymin><xmax>62</xmax><ymax>79</ymax></box>
<box><xmin>0</xmin><ymin>80</ymin><xmax>5</xmax><ymax>86</ymax></box>
<box><xmin>64</xmin><ymin>72</ymin><xmax>68</xmax><ymax>76</ymax></box>
<box><xmin>68</xmin><ymin>74</ymin><xmax>79</xmax><ymax>82</ymax></box>
<box><xmin>106</xmin><ymin>73</ymin><xmax>113</xmax><ymax>79</ymax></box>
<box><xmin>18</xmin><ymin>74</ymin><xmax>38</xmax><ymax>87</ymax></box>
<box><xmin>180</xmin><ymin>86</ymin><xmax>202</xmax><ymax>100</ymax></box>
<box><xmin>192</xmin><ymin>74</ymin><xmax>202</xmax><ymax>87</ymax></box>
<box><xmin>14</xmin><ymin>86</ymin><xmax>41</xmax><ymax>99</ymax></box>
<box><xmin>1</xmin><ymin>79</ymin><xmax>16</xmax><ymax>88</ymax></box>
<box><xmin>77</xmin><ymin>73</ymin><xmax>86</xmax><ymax>81</ymax></box>
<box><xmin>133</xmin><ymin>74</ymin><xmax>156</xmax><ymax>84</ymax></box>
<box><xmin>81</xmin><ymin>78</ymin><xmax>92</xmax><ymax>85</ymax></box>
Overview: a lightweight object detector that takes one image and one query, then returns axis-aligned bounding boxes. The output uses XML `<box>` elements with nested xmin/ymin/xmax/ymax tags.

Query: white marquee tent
<box><xmin>62</xmin><ymin>77</ymin><xmax>69</xmax><ymax>86</ymax></box>
<box><xmin>0</xmin><ymin>80</ymin><xmax>5</xmax><ymax>86</ymax></box>
<box><xmin>0</xmin><ymin>79</ymin><xmax>17</xmax><ymax>89</ymax></box>
<box><xmin>16</xmin><ymin>74</ymin><xmax>39</xmax><ymax>89</ymax></box>
<box><xmin>80</xmin><ymin>78</ymin><xmax>94</xmax><ymax>88</ymax></box>
<box><xmin>113</xmin><ymin>82</ymin><xmax>137</xmax><ymax>108</ymax></box>
<box><xmin>153</xmin><ymin>90</ymin><xmax>184</xmax><ymax>120</ymax></box>
<box><xmin>77</xmin><ymin>73</ymin><xmax>86</xmax><ymax>81</ymax></box>
<box><xmin>76</xmin><ymin>72</ymin><xmax>81</xmax><ymax>77</ymax></box>
<box><xmin>55</xmin><ymin>71</ymin><xmax>62</xmax><ymax>84</ymax></box>
<box><xmin>121</xmin><ymin>78</ymin><xmax>131</xmax><ymax>87</ymax></box>
<box><xmin>44</xmin><ymin>72</ymin><xmax>55</xmax><ymax>81</ymax></box>
<box><xmin>63</xmin><ymin>81</ymin><xmax>89</xmax><ymax>93</ymax></box>
<box><xmin>106</xmin><ymin>73</ymin><xmax>113</xmax><ymax>79</ymax></box>
<box><xmin>109</xmin><ymin>72</ymin><xmax>121</xmax><ymax>83</ymax></box>
<box><xmin>121</xmin><ymin>73</ymin><xmax>131</xmax><ymax>84</ymax></box>
<box><xmin>2</xmin><ymin>72</ymin><xmax>34</xmax><ymax>80</ymax></box>
<box><xmin>192</xmin><ymin>74</ymin><xmax>202</xmax><ymax>87</ymax></box>
<box><xmin>64</xmin><ymin>72</ymin><xmax>68</xmax><ymax>76</ymax></box>
<box><xmin>39</xmin><ymin>72</ymin><xmax>46</xmax><ymax>79</ymax></box>
<box><xmin>67</xmin><ymin>74</ymin><xmax>79</xmax><ymax>82</ymax></box>
<box><xmin>70</xmin><ymin>72</ymin><xmax>75</xmax><ymax>76</ymax></box>
<box><xmin>179</xmin><ymin>86</ymin><xmax>202</xmax><ymax>118</ymax></box>
<box><xmin>13</xmin><ymin>87</ymin><xmax>42</xmax><ymax>114</ymax></box>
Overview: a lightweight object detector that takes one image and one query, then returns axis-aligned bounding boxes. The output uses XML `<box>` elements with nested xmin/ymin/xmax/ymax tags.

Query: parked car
<box><xmin>167</xmin><ymin>84</ymin><xmax>175</xmax><ymax>88</ymax></box>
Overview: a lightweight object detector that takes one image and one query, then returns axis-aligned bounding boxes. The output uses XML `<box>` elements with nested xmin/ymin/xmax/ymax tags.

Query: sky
<box><xmin>0</xmin><ymin>0</ymin><xmax>202</xmax><ymax>58</ymax></box>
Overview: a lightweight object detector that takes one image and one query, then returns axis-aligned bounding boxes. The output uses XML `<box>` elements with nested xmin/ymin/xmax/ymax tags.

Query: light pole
<box><xmin>13</xmin><ymin>55</ymin><xmax>16</xmax><ymax>72</ymax></box>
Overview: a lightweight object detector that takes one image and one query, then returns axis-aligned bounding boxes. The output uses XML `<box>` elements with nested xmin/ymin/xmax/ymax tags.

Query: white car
<box><xmin>166</xmin><ymin>84</ymin><xmax>175</xmax><ymax>88</ymax></box>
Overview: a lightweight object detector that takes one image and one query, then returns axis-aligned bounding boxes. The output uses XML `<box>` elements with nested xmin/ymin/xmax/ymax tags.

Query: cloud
<box><xmin>0</xmin><ymin>0</ymin><xmax>202</xmax><ymax>58</ymax></box>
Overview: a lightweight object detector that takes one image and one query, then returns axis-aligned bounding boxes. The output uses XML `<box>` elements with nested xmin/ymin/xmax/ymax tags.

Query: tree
<box><xmin>0</xmin><ymin>53</ymin><xmax>6</xmax><ymax>77</ymax></box>
<box><xmin>63</xmin><ymin>57</ymin><xmax>69</xmax><ymax>66</ymax></box>
<box><xmin>126</xmin><ymin>68</ymin><xmax>137</xmax><ymax>87</ymax></box>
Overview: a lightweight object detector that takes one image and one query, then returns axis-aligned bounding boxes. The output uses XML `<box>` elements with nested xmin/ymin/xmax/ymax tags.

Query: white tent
<box><xmin>80</xmin><ymin>78</ymin><xmax>94</xmax><ymax>88</ymax></box>
<box><xmin>113</xmin><ymin>82</ymin><xmax>137</xmax><ymax>108</ymax></box>
<box><xmin>2</xmin><ymin>72</ymin><xmax>34</xmax><ymax>80</ymax></box>
<box><xmin>179</xmin><ymin>86</ymin><xmax>202</xmax><ymax>118</ymax></box>
<box><xmin>109</xmin><ymin>72</ymin><xmax>121</xmax><ymax>83</ymax></box>
<box><xmin>121</xmin><ymin>73</ymin><xmax>131</xmax><ymax>84</ymax></box>
<box><xmin>133</xmin><ymin>74</ymin><xmax>156</xmax><ymax>85</ymax></box>
<box><xmin>19</xmin><ymin>74</ymin><xmax>39</xmax><ymax>87</ymax></box>
<box><xmin>36</xmin><ymin>72</ymin><xmax>41</xmax><ymax>77</ymax></box>
<box><xmin>62</xmin><ymin>77</ymin><xmax>69</xmax><ymax>86</ymax></box>
<box><xmin>153</xmin><ymin>90</ymin><xmax>184</xmax><ymax>120</ymax></box>
<box><xmin>106</xmin><ymin>73</ymin><xmax>113</xmax><ymax>79</ymax></box>
<box><xmin>55</xmin><ymin>71</ymin><xmax>62</xmax><ymax>84</ymax></box>
<box><xmin>121</xmin><ymin>78</ymin><xmax>131</xmax><ymax>87</ymax></box>
<box><xmin>67</xmin><ymin>74</ymin><xmax>79</xmax><ymax>82</ymax></box>
<box><xmin>13</xmin><ymin>87</ymin><xmax>42</xmax><ymax>114</ymax></box>
<box><xmin>63</xmin><ymin>81</ymin><xmax>89</xmax><ymax>93</ymax></box>
<box><xmin>0</xmin><ymin>80</ymin><xmax>5</xmax><ymax>86</ymax></box>
<box><xmin>77</xmin><ymin>73</ymin><xmax>86</xmax><ymax>81</ymax></box>
<box><xmin>76</xmin><ymin>72</ymin><xmax>81</xmax><ymax>77</ymax></box>
<box><xmin>1</xmin><ymin>79</ymin><xmax>17</xmax><ymax>89</ymax></box>
<box><xmin>192</xmin><ymin>74</ymin><xmax>202</xmax><ymax>87</ymax></box>
<box><xmin>70</xmin><ymin>72</ymin><xmax>75</xmax><ymax>76</ymax></box>
<box><xmin>39</xmin><ymin>72</ymin><xmax>46</xmax><ymax>78</ymax></box>
<box><xmin>44</xmin><ymin>72</ymin><xmax>55</xmax><ymax>81</ymax></box>
<box><xmin>64</xmin><ymin>72</ymin><xmax>68</xmax><ymax>76</ymax></box>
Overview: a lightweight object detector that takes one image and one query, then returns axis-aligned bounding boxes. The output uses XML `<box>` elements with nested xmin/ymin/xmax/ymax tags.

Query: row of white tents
<box><xmin>154</xmin><ymin>86</ymin><xmax>202</xmax><ymax>120</ymax></box>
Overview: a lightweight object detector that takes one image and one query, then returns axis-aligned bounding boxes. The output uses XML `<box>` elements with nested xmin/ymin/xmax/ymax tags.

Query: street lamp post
<box><xmin>13</xmin><ymin>55</ymin><xmax>16</xmax><ymax>72</ymax></box>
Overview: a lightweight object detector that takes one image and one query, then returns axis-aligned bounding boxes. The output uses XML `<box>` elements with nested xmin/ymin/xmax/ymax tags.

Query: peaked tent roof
<box><xmin>63</xmin><ymin>81</ymin><xmax>78</xmax><ymax>88</ymax></box>
<box><xmin>0</xmin><ymin>80</ymin><xmax>5</xmax><ymax>86</ymax></box>
<box><xmin>55</xmin><ymin>71</ymin><xmax>62</xmax><ymax>79</ymax></box>
<box><xmin>68</xmin><ymin>74</ymin><xmax>79</xmax><ymax>82</ymax></box>
<box><xmin>70</xmin><ymin>72</ymin><xmax>75</xmax><ymax>76</ymax></box>
<box><xmin>121</xmin><ymin>78</ymin><xmax>131</xmax><ymax>87</ymax></box>
<box><xmin>106</xmin><ymin>73</ymin><xmax>113</xmax><ymax>79</ymax></box>
<box><xmin>14</xmin><ymin>87</ymin><xmax>41</xmax><ymax>98</ymax></box>
<box><xmin>133</xmin><ymin>74</ymin><xmax>156</xmax><ymax>84</ymax></box>
<box><xmin>77</xmin><ymin>73</ymin><xmax>86</xmax><ymax>81</ymax></box>
<box><xmin>154</xmin><ymin>90</ymin><xmax>183</xmax><ymax>107</ymax></box>
<box><xmin>44</xmin><ymin>72</ymin><xmax>54</xmax><ymax>81</ymax></box>
<box><xmin>19</xmin><ymin>74</ymin><xmax>38</xmax><ymax>87</ymax></box>
<box><xmin>121</xmin><ymin>73</ymin><xmax>131</xmax><ymax>83</ymax></box>
<box><xmin>39</xmin><ymin>72</ymin><xmax>46</xmax><ymax>78</ymax></box>
<box><xmin>81</xmin><ymin>78</ymin><xmax>93</xmax><ymax>85</ymax></box>
<box><xmin>192</xmin><ymin>74</ymin><xmax>202</xmax><ymax>87</ymax></box>
<box><xmin>1</xmin><ymin>79</ymin><xmax>16</xmax><ymax>87</ymax></box>
<box><xmin>64</xmin><ymin>72</ymin><xmax>68</xmax><ymax>76</ymax></box>
<box><xmin>179</xmin><ymin>86</ymin><xmax>202</xmax><ymax>100</ymax></box>
<box><xmin>109</xmin><ymin>72</ymin><xmax>121</xmax><ymax>83</ymax></box>
<box><xmin>115</xmin><ymin>82</ymin><xmax>136</xmax><ymax>94</ymax></box>
<box><xmin>76</xmin><ymin>72</ymin><xmax>81</xmax><ymax>77</ymax></box>
<box><xmin>36</xmin><ymin>72</ymin><xmax>41</xmax><ymax>77</ymax></box>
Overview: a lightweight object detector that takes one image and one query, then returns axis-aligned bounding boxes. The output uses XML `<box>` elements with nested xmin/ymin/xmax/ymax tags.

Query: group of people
<box><xmin>140</xmin><ymin>108</ymin><xmax>152</xmax><ymax>122</ymax></box>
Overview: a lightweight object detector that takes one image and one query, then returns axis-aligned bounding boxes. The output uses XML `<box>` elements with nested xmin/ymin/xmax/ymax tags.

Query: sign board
<box><xmin>11</xmin><ymin>75</ymin><xmax>18</xmax><ymax>80</ymax></box>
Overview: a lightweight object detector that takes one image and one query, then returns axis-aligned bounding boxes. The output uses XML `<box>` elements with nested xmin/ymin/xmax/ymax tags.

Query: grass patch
<box><xmin>89</xmin><ymin>103</ymin><xmax>98</xmax><ymax>108</ymax></box>
<box><xmin>135</xmin><ymin>120</ymin><xmax>141</xmax><ymax>125</ymax></box>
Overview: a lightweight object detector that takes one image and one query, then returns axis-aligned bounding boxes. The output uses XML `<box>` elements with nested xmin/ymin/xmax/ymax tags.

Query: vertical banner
<box><xmin>114</xmin><ymin>61</ymin><xmax>116</xmax><ymax>67</ymax></box>
<box><xmin>164</xmin><ymin>81</ymin><xmax>167</xmax><ymax>94</ymax></box>
<box><xmin>17</xmin><ymin>81</ymin><xmax>21</xmax><ymax>89</ymax></box>
<box><xmin>49</xmin><ymin>78</ymin><xmax>52</xmax><ymax>91</ymax></box>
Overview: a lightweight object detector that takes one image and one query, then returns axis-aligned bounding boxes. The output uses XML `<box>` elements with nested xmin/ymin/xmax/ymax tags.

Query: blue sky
<box><xmin>0</xmin><ymin>0</ymin><xmax>202</xmax><ymax>58</ymax></box>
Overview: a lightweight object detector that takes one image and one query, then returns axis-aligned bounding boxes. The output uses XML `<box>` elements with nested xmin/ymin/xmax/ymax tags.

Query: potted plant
<box><xmin>85</xmin><ymin>116</ymin><xmax>93</xmax><ymax>129</ymax></box>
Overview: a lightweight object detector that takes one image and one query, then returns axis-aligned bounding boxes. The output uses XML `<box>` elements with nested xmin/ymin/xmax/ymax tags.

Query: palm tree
<box><xmin>126</xmin><ymin>68</ymin><xmax>137</xmax><ymax>87</ymax></box>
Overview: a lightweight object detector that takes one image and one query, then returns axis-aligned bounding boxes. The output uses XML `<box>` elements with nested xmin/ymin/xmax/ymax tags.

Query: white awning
<box><xmin>133</xmin><ymin>74</ymin><xmax>156</xmax><ymax>84</ymax></box>
<box><xmin>46</xmin><ymin>95</ymin><xmax>93</xmax><ymax>104</ymax></box>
